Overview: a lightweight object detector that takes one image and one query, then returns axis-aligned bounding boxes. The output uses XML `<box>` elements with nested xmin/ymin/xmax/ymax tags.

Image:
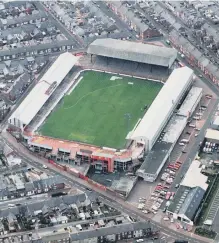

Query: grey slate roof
<box><xmin>138</xmin><ymin>141</ymin><xmax>172</xmax><ymax>175</ymax></box>
<box><xmin>70</xmin><ymin>221</ymin><xmax>151</xmax><ymax>240</ymax></box>
<box><xmin>87</xmin><ymin>38</ymin><xmax>177</xmax><ymax>68</ymax></box>
<box><xmin>168</xmin><ymin>186</ymin><xmax>205</xmax><ymax>221</ymax></box>
<box><xmin>42</xmin><ymin>232</ymin><xmax>70</xmax><ymax>242</ymax></box>
<box><xmin>180</xmin><ymin>186</ymin><xmax>205</xmax><ymax>220</ymax></box>
<box><xmin>0</xmin><ymin>11</ymin><xmax>46</xmax><ymax>27</ymax></box>
<box><xmin>0</xmin><ymin>40</ymin><xmax>75</xmax><ymax>58</ymax></box>
<box><xmin>0</xmin><ymin>193</ymin><xmax>86</xmax><ymax>218</ymax></box>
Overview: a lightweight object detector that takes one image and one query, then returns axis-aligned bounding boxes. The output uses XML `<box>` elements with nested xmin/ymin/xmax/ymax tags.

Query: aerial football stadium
<box><xmin>8</xmin><ymin>39</ymin><xmax>201</xmax><ymax>182</ymax></box>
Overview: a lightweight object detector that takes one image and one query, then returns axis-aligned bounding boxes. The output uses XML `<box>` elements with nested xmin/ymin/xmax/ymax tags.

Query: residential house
<box><xmin>7</xmin><ymin>212</ymin><xmax>17</xmax><ymax>232</ymax></box>
<box><xmin>42</xmin><ymin>205</ymin><xmax>49</xmax><ymax>216</ymax></box>
<box><xmin>0</xmin><ymin>221</ymin><xmax>5</xmax><ymax>235</ymax></box>
<box><xmin>42</xmin><ymin>232</ymin><xmax>70</xmax><ymax>243</ymax></box>
<box><xmin>59</xmin><ymin>203</ymin><xmax>68</xmax><ymax>213</ymax></box>
<box><xmin>56</xmin><ymin>215</ymin><xmax>68</xmax><ymax>224</ymax></box>
<box><xmin>0</xmin><ymin>63</ymin><xmax>6</xmax><ymax>76</ymax></box>
<box><xmin>31</xmin><ymin>28</ymin><xmax>43</xmax><ymax>39</ymax></box>
<box><xmin>25</xmin><ymin>182</ymin><xmax>35</xmax><ymax>195</ymax></box>
<box><xmin>8</xmin><ymin>72</ymin><xmax>31</xmax><ymax>102</ymax></box>
<box><xmin>19</xmin><ymin>30</ymin><xmax>30</xmax><ymax>41</ymax></box>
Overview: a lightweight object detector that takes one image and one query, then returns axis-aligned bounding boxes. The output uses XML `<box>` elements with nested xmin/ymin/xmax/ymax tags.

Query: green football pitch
<box><xmin>39</xmin><ymin>71</ymin><xmax>163</xmax><ymax>149</ymax></box>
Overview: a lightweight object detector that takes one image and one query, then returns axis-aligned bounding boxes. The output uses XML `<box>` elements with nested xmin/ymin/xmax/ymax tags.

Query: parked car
<box><xmin>205</xmin><ymin>94</ymin><xmax>212</xmax><ymax>99</ymax></box>
<box><xmin>165</xmin><ymin>192</ymin><xmax>171</xmax><ymax>200</ymax></box>
<box><xmin>164</xmin><ymin>185</ymin><xmax>170</xmax><ymax>189</ymax></box>
<box><xmin>179</xmin><ymin>142</ymin><xmax>185</xmax><ymax>146</ymax></box>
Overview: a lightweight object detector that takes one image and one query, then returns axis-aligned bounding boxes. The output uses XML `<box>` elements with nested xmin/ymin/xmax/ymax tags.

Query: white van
<box><xmin>136</xmin><ymin>239</ymin><xmax>144</xmax><ymax>242</ymax></box>
<box><xmin>8</xmin><ymin>204</ymin><xmax>15</xmax><ymax>208</ymax></box>
<box><xmin>163</xmin><ymin>217</ymin><xmax>169</xmax><ymax>221</ymax></box>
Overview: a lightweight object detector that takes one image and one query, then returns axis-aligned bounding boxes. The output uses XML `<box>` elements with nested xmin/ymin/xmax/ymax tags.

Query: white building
<box><xmin>205</xmin><ymin>129</ymin><xmax>219</xmax><ymax>143</ymax></box>
<box><xmin>130</xmin><ymin>66</ymin><xmax>194</xmax><ymax>151</ymax></box>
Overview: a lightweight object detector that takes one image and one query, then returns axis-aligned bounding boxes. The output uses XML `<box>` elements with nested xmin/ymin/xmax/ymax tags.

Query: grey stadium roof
<box><xmin>87</xmin><ymin>38</ymin><xmax>177</xmax><ymax>68</ymax></box>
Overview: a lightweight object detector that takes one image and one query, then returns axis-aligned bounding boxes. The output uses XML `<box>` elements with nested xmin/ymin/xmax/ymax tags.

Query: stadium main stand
<box><xmin>87</xmin><ymin>38</ymin><xmax>177</xmax><ymax>68</ymax></box>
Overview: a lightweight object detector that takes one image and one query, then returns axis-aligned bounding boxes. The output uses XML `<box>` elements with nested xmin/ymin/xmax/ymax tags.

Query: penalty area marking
<box><xmin>110</xmin><ymin>76</ymin><xmax>123</xmax><ymax>81</ymax></box>
<box><xmin>63</xmin><ymin>83</ymin><xmax>123</xmax><ymax>110</ymax></box>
